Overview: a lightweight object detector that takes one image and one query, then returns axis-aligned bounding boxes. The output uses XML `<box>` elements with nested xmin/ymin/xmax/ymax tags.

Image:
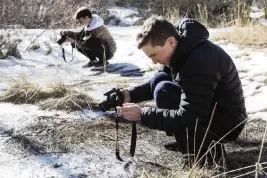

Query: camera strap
<box><xmin>61</xmin><ymin>46</ymin><xmax>74</xmax><ymax>63</ymax></box>
<box><xmin>114</xmin><ymin>107</ymin><xmax>137</xmax><ymax>162</ymax></box>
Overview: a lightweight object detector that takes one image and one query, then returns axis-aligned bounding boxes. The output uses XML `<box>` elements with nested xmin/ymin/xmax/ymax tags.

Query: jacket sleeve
<box><xmin>140</xmin><ymin>48</ymin><xmax>220</xmax><ymax>133</ymax></box>
<box><xmin>128</xmin><ymin>81</ymin><xmax>153</xmax><ymax>103</ymax></box>
<box><xmin>71</xmin><ymin>30</ymin><xmax>90</xmax><ymax>49</ymax></box>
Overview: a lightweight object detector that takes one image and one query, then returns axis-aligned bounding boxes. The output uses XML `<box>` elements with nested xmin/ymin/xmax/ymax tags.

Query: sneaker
<box><xmin>82</xmin><ymin>62</ymin><xmax>95</xmax><ymax>68</ymax></box>
<box><xmin>164</xmin><ymin>141</ymin><xmax>180</xmax><ymax>151</ymax></box>
<box><xmin>82</xmin><ymin>61</ymin><xmax>109</xmax><ymax>68</ymax></box>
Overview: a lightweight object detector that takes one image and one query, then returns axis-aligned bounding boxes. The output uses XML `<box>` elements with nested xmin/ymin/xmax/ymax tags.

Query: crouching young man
<box><xmin>65</xmin><ymin>6</ymin><xmax>117</xmax><ymax>68</ymax></box>
<box><xmin>119</xmin><ymin>16</ymin><xmax>247</xmax><ymax>165</ymax></box>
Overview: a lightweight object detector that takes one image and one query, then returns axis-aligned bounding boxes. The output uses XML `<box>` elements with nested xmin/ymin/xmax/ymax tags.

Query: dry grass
<box><xmin>181</xmin><ymin>167</ymin><xmax>218</xmax><ymax>178</ymax></box>
<box><xmin>0</xmin><ymin>77</ymin><xmax>69</xmax><ymax>104</ymax></box>
<box><xmin>0</xmin><ymin>76</ymin><xmax>99</xmax><ymax>110</ymax></box>
<box><xmin>39</xmin><ymin>91</ymin><xmax>98</xmax><ymax>111</ymax></box>
<box><xmin>165</xmin><ymin>1</ymin><xmax>254</xmax><ymax>28</ymax></box>
<box><xmin>4</xmin><ymin>134</ymin><xmax>45</xmax><ymax>154</ymax></box>
<box><xmin>0</xmin><ymin>76</ymin><xmax>99</xmax><ymax>111</ymax></box>
<box><xmin>212</xmin><ymin>25</ymin><xmax>267</xmax><ymax>49</ymax></box>
<box><xmin>15</xmin><ymin>117</ymin><xmax>126</xmax><ymax>154</ymax></box>
<box><xmin>3</xmin><ymin>110</ymin><xmax>267</xmax><ymax>177</ymax></box>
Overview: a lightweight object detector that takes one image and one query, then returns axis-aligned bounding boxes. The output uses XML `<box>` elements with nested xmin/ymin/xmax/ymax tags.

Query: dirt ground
<box><xmin>1</xmin><ymin>68</ymin><xmax>267</xmax><ymax>178</ymax></box>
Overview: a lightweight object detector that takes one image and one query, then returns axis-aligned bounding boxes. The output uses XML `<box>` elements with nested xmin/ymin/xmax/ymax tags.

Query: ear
<box><xmin>167</xmin><ymin>36</ymin><xmax>177</xmax><ymax>48</ymax></box>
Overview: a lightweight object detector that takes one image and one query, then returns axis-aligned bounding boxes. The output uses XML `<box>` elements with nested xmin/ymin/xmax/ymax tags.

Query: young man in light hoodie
<box><xmin>66</xmin><ymin>7</ymin><xmax>117</xmax><ymax>68</ymax></box>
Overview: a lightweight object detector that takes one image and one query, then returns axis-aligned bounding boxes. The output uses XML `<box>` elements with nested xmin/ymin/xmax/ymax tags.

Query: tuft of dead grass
<box><xmin>181</xmin><ymin>166</ymin><xmax>219</xmax><ymax>178</ymax></box>
<box><xmin>0</xmin><ymin>76</ymin><xmax>48</xmax><ymax>104</ymax></box>
<box><xmin>0</xmin><ymin>77</ymin><xmax>69</xmax><ymax>104</ymax></box>
<box><xmin>39</xmin><ymin>91</ymin><xmax>98</xmax><ymax>111</ymax></box>
<box><xmin>0</xmin><ymin>76</ymin><xmax>99</xmax><ymax>111</ymax></box>
<box><xmin>212</xmin><ymin>24</ymin><xmax>267</xmax><ymax>49</ymax></box>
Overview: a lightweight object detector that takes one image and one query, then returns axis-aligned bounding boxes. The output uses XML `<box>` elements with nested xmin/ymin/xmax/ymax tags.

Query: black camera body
<box><xmin>57</xmin><ymin>31</ymin><xmax>67</xmax><ymax>45</ymax></box>
<box><xmin>57</xmin><ymin>31</ymin><xmax>78</xmax><ymax>45</ymax></box>
<box><xmin>98</xmin><ymin>88</ymin><xmax>124</xmax><ymax>111</ymax></box>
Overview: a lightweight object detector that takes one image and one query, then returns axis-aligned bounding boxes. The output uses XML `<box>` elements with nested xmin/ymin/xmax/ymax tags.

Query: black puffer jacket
<box><xmin>129</xmin><ymin>18</ymin><xmax>247</xmax><ymax>141</ymax></box>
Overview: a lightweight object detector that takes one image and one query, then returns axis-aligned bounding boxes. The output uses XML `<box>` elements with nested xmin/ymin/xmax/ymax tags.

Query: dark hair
<box><xmin>73</xmin><ymin>7</ymin><xmax>92</xmax><ymax>19</ymax></box>
<box><xmin>136</xmin><ymin>15</ymin><xmax>179</xmax><ymax>49</ymax></box>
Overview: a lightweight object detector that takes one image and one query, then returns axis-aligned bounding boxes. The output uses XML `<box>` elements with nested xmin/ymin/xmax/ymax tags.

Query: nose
<box><xmin>151</xmin><ymin>57</ymin><xmax>158</xmax><ymax>64</ymax></box>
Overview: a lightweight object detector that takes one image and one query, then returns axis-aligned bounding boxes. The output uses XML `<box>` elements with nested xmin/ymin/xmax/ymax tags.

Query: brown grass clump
<box><xmin>39</xmin><ymin>91</ymin><xmax>98</xmax><ymax>111</ymax></box>
<box><xmin>0</xmin><ymin>77</ymin><xmax>68</xmax><ymax>104</ymax></box>
<box><xmin>212</xmin><ymin>25</ymin><xmax>267</xmax><ymax>49</ymax></box>
<box><xmin>0</xmin><ymin>76</ymin><xmax>99</xmax><ymax>111</ymax></box>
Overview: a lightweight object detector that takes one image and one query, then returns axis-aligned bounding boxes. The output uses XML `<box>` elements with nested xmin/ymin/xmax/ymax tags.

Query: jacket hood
<box><xmin>85</xmin><ymin>14</ymin><xmax>104</xmax><ymax>31</ymax></box>
<box><xmin>169</xmin><ymin>18</ymin><xmax>209</xmax><ymax>72</ymax></box>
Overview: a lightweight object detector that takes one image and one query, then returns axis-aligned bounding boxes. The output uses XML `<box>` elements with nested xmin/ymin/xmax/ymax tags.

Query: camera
<box><xmin>56</xmin><ymin>31</ymin><xmax>77</xmax><ymax>45</ymax></box>
<box><xmin>98</xmin><ymin>88</ymin><xmax>124</xmax><ymax>111</ymax></box>
<box><xmin>56</xmin><ymin>31</ymin><xmax>67</xmax><ymax>45</ymax></box>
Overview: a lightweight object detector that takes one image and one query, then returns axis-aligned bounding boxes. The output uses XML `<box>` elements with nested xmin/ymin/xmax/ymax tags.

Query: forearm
<box><xmin>128</xmin><ymin>81</ymin><xmax>153</xmax><ymax>103</ymax></box>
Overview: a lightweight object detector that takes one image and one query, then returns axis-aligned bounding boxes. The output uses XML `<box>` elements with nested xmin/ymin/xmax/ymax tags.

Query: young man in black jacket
<box><xmin>119</xmin><ymin>16</ymin><xmax>247</xmax><ymax>164</ymax></box>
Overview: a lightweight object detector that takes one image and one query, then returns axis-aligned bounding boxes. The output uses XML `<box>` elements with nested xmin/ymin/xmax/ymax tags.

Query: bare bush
<box><xmin>0</xmin><ymin>30</ymin><xmax>21</xmax><ymax>59</ymax></box>
<box><xmin>0</xmin><ymin>0</ymin><xmax>111</xmax><ymax>28</ymax></box>
<box><xmin>212</xmin><ymin>24</ymin><xmax>267</xmax><ymax>48</ymax></box>
<box><xmin>114</xmin><ymin>0</ymin><xmax>262</xmax><ymax>27</ymax></box>
<box><xmin>0</xmin><ymin>0</ymin><xmax>264</xmax><ymax>28</ymax></box>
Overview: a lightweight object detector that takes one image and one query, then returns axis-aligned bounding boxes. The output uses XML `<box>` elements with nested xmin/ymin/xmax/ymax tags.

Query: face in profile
<box><xmin>141</xmin><ymin>36</ymin><xmax>177</xmax><ymax>66</ymax></box>
<box><xmin>78</xmin><ymin>16</ymin><xmax>91</xmax><ymax>25</ymax></box>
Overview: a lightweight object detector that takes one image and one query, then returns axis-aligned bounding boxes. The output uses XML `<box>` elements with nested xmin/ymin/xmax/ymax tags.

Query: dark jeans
<box><xmin>150</xmin><ymin>72</ymin><xmax>181</xmax><ymax>109</ymax></box>
<box><xmin>76</xmin><ymin>37</ymin><xmax>112</xmax><ymax>63</ymax></box>
<box><xmin>150</xmin><ymin>72</ymin><xmax>224</xmax><ymax>161</ymax></box>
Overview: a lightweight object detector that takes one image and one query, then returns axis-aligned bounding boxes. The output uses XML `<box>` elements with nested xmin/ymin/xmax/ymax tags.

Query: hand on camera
<box><xmin>120</xmin><ymin>103</ymin><xmax>141</xmax><ymax>121</ymax></box>
<box><xmin>65</xmin><ymin>37</ymin><xmax>75</xmax><ymax>44</ymax></box>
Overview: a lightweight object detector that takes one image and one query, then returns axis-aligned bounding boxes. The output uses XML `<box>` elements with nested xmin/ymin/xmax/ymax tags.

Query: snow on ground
<box><xmin>261</xmin><ymin>19</ymin><xmax>267</xmax><ymax>27</ymax></box>
<box><xmin>0</xmin><ymin>24</ymin><xmax>267</xmax><ymax>177</ymax></box>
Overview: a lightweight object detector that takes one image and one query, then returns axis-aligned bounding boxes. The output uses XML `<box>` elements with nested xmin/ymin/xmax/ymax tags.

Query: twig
<box><xmin>25</xmin><ymin>15</ymin><xmax>72</xmax><ymax>50</ymax></box>
<box><xmin>98</xmin><ymin>133</ymin><xmax>116</xmax><ymax>141</ymax></box>
<box><xmin>190</xmin><ymin>117</ymin><xmax>249</xmax><ymax>172</ymax></box>
<box><xmin>189</xmin><ymin>102</ymin><xmax>217</xmax><ymax>176</ymax></box>
<box><xmin>212</xmin><ymin>162</ymin><xmax>267</xmax><ymax>178</ymax></box>
<box><xmin>255</xmin><ymin>120</ymin><xmax>267</xmax><ymax>178</ymax></box>
<box><xmin>194</xmin><ymin>119</ymin><xmax>199</xmax><ymax>162</ymax></box>
<box><xmin>232</xmin><ymin>165</ymin><xmax>267</xmax><ymax>178</ymax></box>
<box><xmin>140</xmin><ymin>160</ymin><xmax>172</xmax><ymax>170</ymax></box>
<box><xmin>141</xmin><ymin>169</ymin><xmax>149</xmax><ymax>178</ymax></box>
<box><xmin>232</xmin><ymin>170</ymin><xmax>256</xmax><ymax>178</ymax></box>
<box><xmin>262</xmin><ymin>170</ymin><xmax>267</xmax><ymax>176</ymax></box>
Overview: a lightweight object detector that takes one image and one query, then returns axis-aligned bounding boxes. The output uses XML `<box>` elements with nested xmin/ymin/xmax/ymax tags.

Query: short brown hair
<box><xmin>73</xmin><ymin>6</ymin><xmax>92</xmax><ymax>20</ymax></box>
<box><xmin>136</xmin><ymin>16</ymin><xmax>179</xmax><ymax>49</ymax></box>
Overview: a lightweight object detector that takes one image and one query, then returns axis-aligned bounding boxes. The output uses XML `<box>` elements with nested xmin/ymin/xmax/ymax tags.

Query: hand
<box><xmin>120</xmin><ymin>103</ymin><xmax>141</xmax><ymax>121</ymax></box>
<box><xmin>66</xmin><ymin>37</ymin><xmax>75</xmax><ymax>44</ymax></box>
<box><xmin>120</xmin><ymin>89</ymin><xmax>131</xmax><ymax>103</ymax></box>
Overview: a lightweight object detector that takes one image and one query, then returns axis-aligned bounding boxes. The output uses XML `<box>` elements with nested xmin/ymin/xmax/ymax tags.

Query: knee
<box><xmin>150</xmin><ymin>72</ymin><xmax>172</xmax><ymax>91</ymax></box>
<box><xmin>153</xmin><ymin>81</ymin><xmax>172</xmax><ymax>101</ymax></box>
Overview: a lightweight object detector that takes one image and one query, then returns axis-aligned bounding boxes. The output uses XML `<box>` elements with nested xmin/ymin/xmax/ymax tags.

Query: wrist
<box><xmin>121</xmin><ymin>89</ymin><xmax>131</xmax><ymax>103</ymax></box>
